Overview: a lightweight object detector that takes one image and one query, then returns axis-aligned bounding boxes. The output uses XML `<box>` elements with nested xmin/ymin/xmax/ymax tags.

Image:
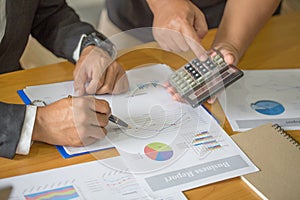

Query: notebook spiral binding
<box><xmin>272</xmin><ymin>123</ymin><xmax>300</xmax><ymax>150</ymax></box>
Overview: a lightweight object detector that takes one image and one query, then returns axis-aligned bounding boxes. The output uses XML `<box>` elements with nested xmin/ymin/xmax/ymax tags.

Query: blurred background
<box><xmin>20</xmin><ymin>0</ymin><xmax>300</xmax><ymax>69</ymax></box>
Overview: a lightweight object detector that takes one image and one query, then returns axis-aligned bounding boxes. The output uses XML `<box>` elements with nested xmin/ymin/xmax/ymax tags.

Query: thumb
<box><xmin>224</xmin><ymin>53</ymin><xmax>235</xmax><ymax>65</ymax></box>
<box><xmin>219</xmin><ymin>49</ymin><xmax>236</xmax><ymax>65</ymax></box>
<box><xmin>213</xmin><ymin>43</ymin><xmax>240</xmax><ymax>65</ymax></box>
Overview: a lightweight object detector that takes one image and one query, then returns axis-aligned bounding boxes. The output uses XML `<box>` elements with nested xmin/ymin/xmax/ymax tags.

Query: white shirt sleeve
<box><xmin>73</xmin><ymin>34</ymin><xmax>87</xmax><ymax>62</ymax></box>
<box><xmin>16</xmin><ymin>105</ymin><xmax>37</xmax><ymax>155</ymax></box>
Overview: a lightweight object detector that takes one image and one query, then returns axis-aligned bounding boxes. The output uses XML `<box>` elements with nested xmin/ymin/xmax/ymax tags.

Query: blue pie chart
<box><xmin>251</xmin><ymin>100</ymin><xmax>285</xmax><ymax>115</ymax></box>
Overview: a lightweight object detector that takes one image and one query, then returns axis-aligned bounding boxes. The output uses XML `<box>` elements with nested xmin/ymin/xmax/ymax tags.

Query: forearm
<box><xmin>213</xmin><ymin>0</ymin><xmax>281</xmax><ymax>61</ymax></box>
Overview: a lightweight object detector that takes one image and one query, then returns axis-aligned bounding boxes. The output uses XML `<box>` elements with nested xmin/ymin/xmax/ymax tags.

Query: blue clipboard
<box><xmin>17</xmin><ymin>90</ymin><xmax>113</xmax><ymax>158</ymax></box>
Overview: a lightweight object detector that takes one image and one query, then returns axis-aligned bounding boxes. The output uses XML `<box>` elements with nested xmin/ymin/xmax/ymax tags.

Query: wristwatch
<box><xmin>80</xmin><ymin>32</ymin><xmax>117</xmax><ymax>59</ymax></box>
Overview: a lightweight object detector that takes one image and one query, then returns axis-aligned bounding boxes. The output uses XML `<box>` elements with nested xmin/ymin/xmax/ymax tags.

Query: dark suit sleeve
<box><xmin>30</xmin><ymin>0</ymin><xmax>96</xmax><ymax>63</ymax></box>
<box><xmin>0</xmin><ymin>102</ymin><xmax>26</xmax><ymax>159</ymax></box>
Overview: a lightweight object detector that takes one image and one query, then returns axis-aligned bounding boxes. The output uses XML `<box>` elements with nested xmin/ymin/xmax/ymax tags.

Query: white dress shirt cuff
<box><xmin>73</xmin><ymin>34</ymin><xmax>87</xmax><ymax>62</ymax></box>
<box><xmin>16</xmin><ymin>105</ymin><xmax>37</xmax><ymax>155</ymax></box>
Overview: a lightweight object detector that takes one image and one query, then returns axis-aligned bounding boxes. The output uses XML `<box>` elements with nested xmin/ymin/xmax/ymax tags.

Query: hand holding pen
<box><xmin>68</xmin><ymin>95</ymin><xmax>130</xmax><ymax>128</ymax></box>
<box><xmin>32</xmin><ymin>96</ymin><xmax>113</xmax><ymax>147</ymax></box>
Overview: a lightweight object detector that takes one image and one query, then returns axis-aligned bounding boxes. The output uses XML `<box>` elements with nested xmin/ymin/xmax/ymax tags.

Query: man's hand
<box><xmin>147</xmin><ymin>0</ymin><xmax>208</xmax><ymax>58</ymax></box>
<box><xmin>73</xmin><ymin>46</ymin><xmax>129</xmax><ymax>96</ymax></box>
<box><xmin>32</xmin><ymin>96</ymin><xmax>111</xmax><ymax>146</ymax></box>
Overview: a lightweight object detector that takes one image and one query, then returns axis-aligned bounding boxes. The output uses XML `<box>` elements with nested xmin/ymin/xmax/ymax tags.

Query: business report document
<box><xmin>0</xmin><ymin>156</ymin><xmax>186</xmax><ymax>200</ymax></box>
<box><xmin>218</xmin><ymin>69</ymin><xmax>300</xmax><ymax>131</ymax></box>
<box><xmin>18</xmin><ymin>64</ymin><xmax>258</xmax><ymax>196</ymax></box>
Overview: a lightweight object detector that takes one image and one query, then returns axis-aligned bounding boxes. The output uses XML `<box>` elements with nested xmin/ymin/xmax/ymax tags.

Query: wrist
<box><xmin>32</xmin><ymin>107</ymin><xmax>44</xmax><ymax>142</ymax></box>
<box><xmin>80</xmin><ymin>32</ymin><xmax>117</xmax><ymax>59</ymax></box>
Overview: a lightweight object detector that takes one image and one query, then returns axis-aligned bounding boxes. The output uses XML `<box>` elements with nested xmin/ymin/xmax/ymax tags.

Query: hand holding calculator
<box><xmin>168</xmin><ymin>49</ymin><xmax>243</xmax><ymax>108</ymax></box>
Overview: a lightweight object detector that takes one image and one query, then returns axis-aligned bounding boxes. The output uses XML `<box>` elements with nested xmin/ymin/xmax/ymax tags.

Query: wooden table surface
<box><xmin>0</xmin><ymin>12</ymin><xmax>299</xmax><ymax>200</ymax></box>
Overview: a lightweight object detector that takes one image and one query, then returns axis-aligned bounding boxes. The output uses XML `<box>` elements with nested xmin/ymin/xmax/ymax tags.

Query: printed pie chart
<box><xmin>144</xmin><ymin>142</ymin><xmax>174</xmax><ymax>161</ymax></box>
<box><xmin>251</xmin><ymin>100</ymin><xmax>285</xmax><ymax>115</ymax></box>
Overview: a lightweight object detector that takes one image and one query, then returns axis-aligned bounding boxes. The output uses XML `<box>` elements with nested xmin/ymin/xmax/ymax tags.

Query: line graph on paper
<box><xmin>101</xmin><ymin>171</ymin><xmax>148</xmax><ymax>199</ymax></box>
<box><xmin>182</xmin><ymin>130</ymin><xmax>229</xmax><ymax>159</ymax></box>
<box><xmin>119</xmin><ymin>111</ymin><xmax>193</xmax><ymax>139</ymax></box>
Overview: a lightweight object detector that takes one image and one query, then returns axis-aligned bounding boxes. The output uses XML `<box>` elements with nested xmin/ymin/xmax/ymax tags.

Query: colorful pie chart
<box><xmin>144</xmin><ymin>142</ymin><xmax>174</xmax><ymax>161</ymax></box>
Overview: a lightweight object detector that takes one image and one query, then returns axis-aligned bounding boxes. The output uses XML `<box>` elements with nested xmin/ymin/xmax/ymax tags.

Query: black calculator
<box><xmin>168</xmin><ymin>49</ymin><xmax>243</xmax><ymax>108</ymax></box>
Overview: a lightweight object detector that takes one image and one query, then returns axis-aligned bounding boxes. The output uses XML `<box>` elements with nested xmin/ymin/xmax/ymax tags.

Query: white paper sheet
<box><xmin>218</xmin><ymin>69</ymin><xmax>300</xmax><ymax>131</ymax></box>
<box><xmin>0</xmin><ymin>157</ymin><xmax>187</xmax><ymax>200</ymax></box>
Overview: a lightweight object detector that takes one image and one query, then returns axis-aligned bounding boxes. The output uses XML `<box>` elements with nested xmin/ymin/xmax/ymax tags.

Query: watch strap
<box><xmin>80</xmin><ymin>32</ymin><xmax>117</xmax><ymax>59</ymax></box>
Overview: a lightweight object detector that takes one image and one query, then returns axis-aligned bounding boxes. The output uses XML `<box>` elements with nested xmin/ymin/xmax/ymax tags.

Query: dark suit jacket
<box><xmin>0</xmin><ymin>0</ymin><xmax>98</xmax><ymax>158</ymax></box>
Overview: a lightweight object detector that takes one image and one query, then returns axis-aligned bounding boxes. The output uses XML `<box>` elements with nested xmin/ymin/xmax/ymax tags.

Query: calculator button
<box><xmin>191</xmin><ymin>81</ymin><xmax>196</xmax><ymax>87</ymax></box>
<box><xmin>192</xmin><ymin>59</ymin><xmax>200</xmax><ymax>64</ymax></box>
<box><xmin>182</xmin><ymin>86</ymin><xmax>189</xmax><ymax>92</ymax></box>
<box><xmin>171</xmin><ymin>74</ymin><xmax>177</xmax><ymax>78</ymax></box>
<box><xmin>188</xmin><ymin>66</ymin><xmax>194</xmax><ymax>71</ymax></box>
<box><xmin>209</xmin><ymin>63</ymin><xmax>215</xmax><ymax>69</ymax></box>
<box><xmin>180</xmin><ymin>83</ymin><xmax>186</xmax><ymax>88</ymax></box>
<box><xmin>196</xmin><ymin>64</ymin><xmax>205</xmax><ymax>72</ymax></box>
<box><xmin>173</xmin><ymin>75</ymin><xmax>180</xmax><ymax>81</ymax></box>
<box><xmin>193</xmin><ymin>73</ymin><xmax>201</xmax><ymax>79</ymax></box>
<box><xmin>183</xmin><ymin>75</ymin><xmax>189</xmax><ymax>80</ymax></box>
<box><xmin>200</xmin><ymin>67</ymin><xmax>209</xmax><ymax>75</ymax></box>
<box><xmin>204</xmin><ymin>71</ymin><xmax>212</xmax><ymax>77</ymax></box>
<box><xmin>187</xmin><ymin>78</ymin><xmax>193</xmax><ymax>83</ymax></box>
<box><xmin>184</xmin><ymin>64</ymin><xmax>192</xmax><ymax>69</ymax></box>
<box><xmin>176</xmin><ymin>80</ymin><xmax>183</xmax><ymax>85</ymax></box>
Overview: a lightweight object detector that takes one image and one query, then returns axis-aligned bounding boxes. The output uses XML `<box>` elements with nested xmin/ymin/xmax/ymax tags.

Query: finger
<box><xmin>181</xmin><ymin>24</ymin><xmax>207</xmax><ymax>60</ymax></box>
<box><xmin>163</xmin><ymin>81</ymin><xmax>171</xmax><ymax>88</ymax></box>
<box><xmin>193</xmin><ymin>11</ymin><xmax>208</xmax><ymax>39</ymax></box>
<box><xmin>74</xmin><ymin>69</ymin><xmax>88</xmax><ymax>96</ymax></box>
<box><xmin>85</xmin><ymin>125</ymin><xmax>107</xmax><ymax>139</ymax></box>
<box><xmin>219</xmin><ymin>49</ymin><xmax>236</xmax><ymax>65</ymax></box>
<box><xmin>175</xmin><ymin>93</ymin><xmax>186</xmax><ymax>103</ymax></box>
<box><xmin>111</xmin><ymin>73</ymin><xmax>129</xmax><ymax>94</ymax></box>
<box><xmin>170</xmin><ymin>32</ymin><xmax>190</xmax><ymax>52</ymax></box>
<box><xmin>207</xmin><ymin>95</ymin><xmax>217</xmax><ymax>104</ymax></box>
<box><xmin>92</xmin><ymin>112</ymin><xmax>110</xmax><ymax>127</ymax></box>
<box><xmin>167</xmin><ymin>86</ymin><xmax>178</xmax><ymax>95</ymax></box>
<box><xmin>92</xmin><ymin>99</ymin><xmax>111</xmax><ymax>115</ymax></box>
<box><xmin>162</xmin><ymin>31</ymin><xmax>181</xmax><ymax>52</ymax></box>
<box><xmin>154</xmin><ymin>28</ymin><xmax>178</xmax><ymax>51</ymax></box>
<box><xmin>80</xmin><ymin>134</ymin><xmax>105</xmax><ymax>146</ymax></box>
<box><xmin>86</xmin><ymin>71</ymin><xmax>106</xmax><ymax>94</ymax></box>
<box><xmin>224</xmin><ymin>54</ymin><xmax>235</xmax><ymax>65</ymax></box>
<box><xmin>96</xmin><ymin>65</ymin><xmax>118</xmax><ymax>94</ymax></box>
<box><xmin>173</xmin><ymin>93</ymin><xmax>184</xmax><ymax>102</ymax></box>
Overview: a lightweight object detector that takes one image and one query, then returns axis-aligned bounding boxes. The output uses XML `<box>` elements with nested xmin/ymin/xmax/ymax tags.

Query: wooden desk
<box><xmin>1</xmin><ymin>12</ymin><xmax>299</xmax><ymax>199</ymax></box>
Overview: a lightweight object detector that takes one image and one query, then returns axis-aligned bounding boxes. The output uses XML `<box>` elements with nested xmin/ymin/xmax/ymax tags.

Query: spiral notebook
<box><xmin>231</xmin><ymin>123</ymin><xmax>300</xmax><ymax>200</ymax></box>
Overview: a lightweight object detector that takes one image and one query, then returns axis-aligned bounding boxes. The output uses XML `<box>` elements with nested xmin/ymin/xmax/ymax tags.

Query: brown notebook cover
<box><xmin>231</xmin><ymin>123</ymin><xmax>300</xmax><ymax>200</ymax></box>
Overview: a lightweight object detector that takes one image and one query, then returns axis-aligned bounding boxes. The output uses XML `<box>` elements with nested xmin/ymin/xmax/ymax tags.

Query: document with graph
<box><xmin>218</xmin><ymin>69</ymin><xmax>300</xmax><ymax>131</ymax></box>
<box><xmin>0</xmin><ymin>156</ymin><xmax>187</xmax><ymax>200</ymax></box>
<box><xmin>20</xmin><ymin>64</ymin><xmax>258</xmax><ymax>193</ymax></box>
